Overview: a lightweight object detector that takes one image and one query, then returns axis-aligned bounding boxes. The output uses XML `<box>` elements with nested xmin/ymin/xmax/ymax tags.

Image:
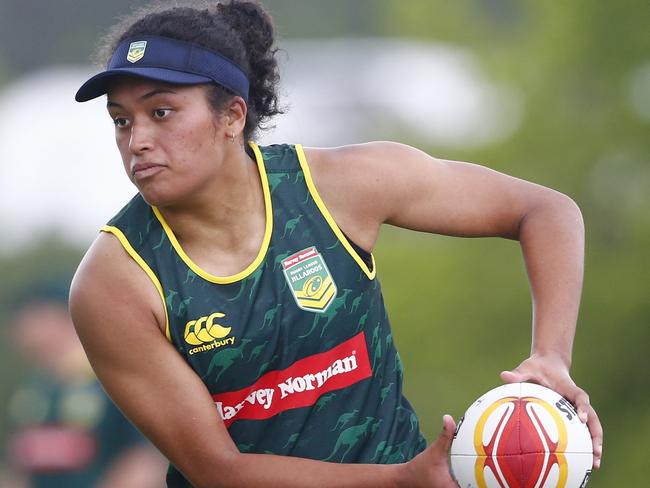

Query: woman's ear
<box><xmin>225</xmin><ymin>96</ymin><xmax>248</xmax><ymax>137</ymax></box>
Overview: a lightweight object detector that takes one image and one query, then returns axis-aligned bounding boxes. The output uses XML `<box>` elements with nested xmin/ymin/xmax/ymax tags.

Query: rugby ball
<box><xmin>450</xmin><ymin>383</ymin><xmax>593</xmax><ymax>488</ymax></box>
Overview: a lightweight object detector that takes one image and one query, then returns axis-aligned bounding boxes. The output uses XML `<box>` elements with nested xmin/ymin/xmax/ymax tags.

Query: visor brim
<box><xmin>75</xmin><ymin>67</ymin><xmax>212</xmax><ymax>102</ymax></box>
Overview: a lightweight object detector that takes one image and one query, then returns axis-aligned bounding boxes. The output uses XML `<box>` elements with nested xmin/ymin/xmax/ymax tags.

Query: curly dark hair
<box><xmin>97</xmin><ymin>0</ymin><xmax>283</xmax><ymax>140</ymax></box>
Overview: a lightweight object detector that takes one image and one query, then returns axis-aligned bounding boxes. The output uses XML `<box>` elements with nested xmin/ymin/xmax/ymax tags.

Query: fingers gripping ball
<box><xmin>450</xmin><ymin>383</ymin><xmax>593</xmax><ymax>488</ymax></box>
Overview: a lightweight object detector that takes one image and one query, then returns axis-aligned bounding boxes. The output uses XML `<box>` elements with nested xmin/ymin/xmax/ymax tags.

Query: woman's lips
<box><xmin>132</xmin><ymin>163</ymin><xmax>165</xmax><ymax>180</ymax></box>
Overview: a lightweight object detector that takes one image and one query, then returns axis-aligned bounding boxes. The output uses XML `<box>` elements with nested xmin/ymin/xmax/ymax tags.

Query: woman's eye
<box><xmin>153</xmin><ymin>109</ymin><xmax>172</xmax><ymax>119</ymax></box>
<box><xmin>113</xmin><ymin>117</ymin><xmax>130</xmax><ymax>128</ymax></box>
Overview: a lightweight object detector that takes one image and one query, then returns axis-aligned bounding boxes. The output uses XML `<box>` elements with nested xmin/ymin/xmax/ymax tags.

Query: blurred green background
<box><xmin>1</xmin><ymin>0</ymin><xmax>648</xmax><ymax>486</ymax></box>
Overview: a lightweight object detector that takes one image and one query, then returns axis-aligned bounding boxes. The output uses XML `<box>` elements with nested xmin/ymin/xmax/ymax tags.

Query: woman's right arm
<box><xmin>70</xmin><ymin>233</ymin><xmax>457</xmax><ymax>488</ymax></box>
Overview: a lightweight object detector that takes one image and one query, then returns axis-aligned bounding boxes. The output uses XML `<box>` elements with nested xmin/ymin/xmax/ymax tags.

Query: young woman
<box><xmin>70</xmin><ymin>1</ymin><xmax>603</xmax><ymax>487</ymax></box>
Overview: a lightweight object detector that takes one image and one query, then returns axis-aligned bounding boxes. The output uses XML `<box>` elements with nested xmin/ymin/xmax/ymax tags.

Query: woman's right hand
<box><xmin>399</xmin><ymin>415</ymin><xmax>460</xmax><ymax>488</ymax></box>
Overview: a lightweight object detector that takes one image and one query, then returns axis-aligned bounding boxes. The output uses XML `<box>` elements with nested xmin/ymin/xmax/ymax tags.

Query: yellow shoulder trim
<box><xmin>151</xmin><ymin>141</ymin><xmax>273</xmax><ymax>284</ymax></box>
<box><xmin>295</xmin><ymin>144</ymin><xmax>376</xmax><ymax>280</ymax></box>
<box><xmin>100</xmin><ymin>225</ymin><xmax>172</xmax><ymax>342</ymax></box>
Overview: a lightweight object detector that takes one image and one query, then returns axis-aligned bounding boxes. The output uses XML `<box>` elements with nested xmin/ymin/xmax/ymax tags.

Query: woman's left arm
<box><xmin>307</xmin><ymin>141</ymin><xmax>602</xmax><ymax>469</ymax></box>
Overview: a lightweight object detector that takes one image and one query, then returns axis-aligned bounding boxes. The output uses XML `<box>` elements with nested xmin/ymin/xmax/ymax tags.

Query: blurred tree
<box><xmin>0</xmin><ymin>0</ymin><xmax>389</xmax><ymax>85</ymax></box>
<box><xmin>375</xmin><ymin>1</ymin><xmax>649</xmax><ymax>486</ymax></box>
<box><xmin>262</xmin><ymin>0</ymin><xmax>388</xmax><ymax>38</ymax></box>
<box><xmin>0</xmin><ymin>0</ymin><xmax>142</xmax><ymax>79</ymax></box>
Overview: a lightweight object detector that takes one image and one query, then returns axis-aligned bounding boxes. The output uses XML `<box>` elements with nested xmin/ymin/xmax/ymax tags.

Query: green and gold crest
<box><xmin>127</xmin><ymin>41</ymin><xmax>147</xmax><ymax>63</ymax></box>
<box><xmin>282</xmin><ymin>246</ymin><xmax>337</xmax><ymax>313</ymax></box>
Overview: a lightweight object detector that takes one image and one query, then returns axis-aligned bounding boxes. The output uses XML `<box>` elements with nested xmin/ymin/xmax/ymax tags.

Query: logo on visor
<box><xmin>127</xmin><ymin>41</ymin><xmax>147</xmax><ymax>63</ymax></box>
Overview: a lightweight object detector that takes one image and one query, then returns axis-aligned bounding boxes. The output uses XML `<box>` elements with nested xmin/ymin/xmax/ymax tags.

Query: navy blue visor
<box><xmin>75</xmin><ymin>35</ymin><xmax>249</xmax><ymax>102</ymax></box>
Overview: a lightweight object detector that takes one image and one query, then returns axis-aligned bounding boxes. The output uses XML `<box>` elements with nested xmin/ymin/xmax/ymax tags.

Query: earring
<box><xmin>227</xmin><ymin>132</ymin><xmax>236</xmax><ymax>143</ymax></box>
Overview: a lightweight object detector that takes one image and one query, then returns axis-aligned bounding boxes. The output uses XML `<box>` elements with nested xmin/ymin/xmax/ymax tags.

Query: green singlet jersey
<box><xmin>103</xmin><ymin>143</ymin><xmax>426</xmax><ymax>486</ymax></box>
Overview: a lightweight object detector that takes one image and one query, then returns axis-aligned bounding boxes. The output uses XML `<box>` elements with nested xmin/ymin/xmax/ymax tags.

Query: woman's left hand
<box><xmin>500</xmin><ymin>354</ymin><xmax>603</xmax><ymax>470</ymax></box>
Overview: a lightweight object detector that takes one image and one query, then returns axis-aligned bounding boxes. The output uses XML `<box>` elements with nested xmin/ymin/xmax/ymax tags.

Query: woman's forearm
<box><xmin>518</xmin><ymin>192</ymin><xmax>585</xmax><ymax>366</ymax></box>
<box><xmin>200</xmin><ymin>453</ymin><xmax>403</xmax><ymax>488</ymax></box>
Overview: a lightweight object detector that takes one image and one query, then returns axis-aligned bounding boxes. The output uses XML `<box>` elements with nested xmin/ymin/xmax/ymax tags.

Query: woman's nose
<box><xmin>128</xmin><ymin>121</ymin><xmax>154</xmax><ymax>154</ymax></box>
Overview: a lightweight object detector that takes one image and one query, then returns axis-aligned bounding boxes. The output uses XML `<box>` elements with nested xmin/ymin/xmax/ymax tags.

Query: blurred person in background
<box><xmin>70</xmin><ymin>1</ymin><xmax>602</xmax><ymax>487</ymax></box>
<box><xmin>2</xmin><ymin>280</ymin><xmax>166</xmax><ymax>488</ymax></box>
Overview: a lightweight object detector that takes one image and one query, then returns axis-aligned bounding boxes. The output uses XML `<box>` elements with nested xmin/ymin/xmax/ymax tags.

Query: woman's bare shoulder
<box><xmin>300</xmin><ymin>142</ymin><xmax>418</xmax><ymax>251</ymax></box>
<box><xmin>303</xmin><ymin>141</ymin><xmax>410</xmax><ymax>167</ymax></box>
<box><xmin>70</xmin><ymin>231</ymin><xmax>166</xmax><ymax>336</ymax></box>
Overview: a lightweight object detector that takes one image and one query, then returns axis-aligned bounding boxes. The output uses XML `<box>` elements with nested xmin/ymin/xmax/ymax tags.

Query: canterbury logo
<box><xmin>184</xmin><ymin>312</ymin><xmax>232</xmax><ymax>345</ymax></box>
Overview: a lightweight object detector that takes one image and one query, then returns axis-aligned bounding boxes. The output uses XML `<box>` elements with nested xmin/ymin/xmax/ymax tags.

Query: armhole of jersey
<box><xmin>295</xmin><ymin>144</ymin><xmax>377</xmax><ymax>280</ymax></box>
<box><xmin>100</xmin><ymin>225</ymin><xmax>172</xmax><ymax>342</ymax></box>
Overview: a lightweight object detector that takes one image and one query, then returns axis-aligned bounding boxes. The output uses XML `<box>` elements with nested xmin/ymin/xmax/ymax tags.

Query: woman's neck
<box><xmin>155</xmin><ymin>144</ymin><xmax>267</xmax><ymax>275</ymax></box>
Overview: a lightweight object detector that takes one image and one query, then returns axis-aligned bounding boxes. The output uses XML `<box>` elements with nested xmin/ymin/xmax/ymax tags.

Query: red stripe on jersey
<box><xmin>212</xmin><ymin>332</ymin><xmax>371</xmax><ymax>426</ymax></box>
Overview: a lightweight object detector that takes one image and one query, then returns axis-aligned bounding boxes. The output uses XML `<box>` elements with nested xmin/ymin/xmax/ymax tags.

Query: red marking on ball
<box><xmin>475</xmin><ymin>397</ymin><xmax>568</xmax><ymax>488</ymax></box>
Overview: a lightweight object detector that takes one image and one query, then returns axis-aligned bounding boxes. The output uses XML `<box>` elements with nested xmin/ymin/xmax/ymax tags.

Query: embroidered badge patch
<box><xmin>282</xmin><ymin>247</ymin><xmax>337</xmax><ymax>313</ymax></box>
<box><xmin>127</xmin><ymin>41</ymin><xmax>147</xmax><ymax>63</ymax></box>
